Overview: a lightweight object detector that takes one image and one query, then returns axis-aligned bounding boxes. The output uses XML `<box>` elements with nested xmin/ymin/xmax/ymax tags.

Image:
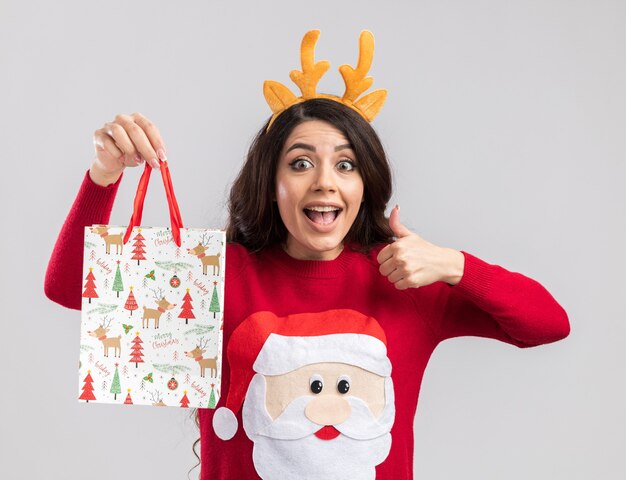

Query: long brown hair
<box><xmin>226</xmin><ymin>98</ymin><xmax>394</xmax><ymax>252</ymax></box>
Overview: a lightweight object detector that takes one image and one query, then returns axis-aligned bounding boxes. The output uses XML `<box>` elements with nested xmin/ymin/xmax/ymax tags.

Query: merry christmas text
<box><xmin>152</xmin><ymin>332</ymin><xmax>180</xmax><ymax>350</ymax></box>
<box><xmin>154</xmin><ymin>230</ymin><xmax>174</xmax><ymax>247</ymax></box>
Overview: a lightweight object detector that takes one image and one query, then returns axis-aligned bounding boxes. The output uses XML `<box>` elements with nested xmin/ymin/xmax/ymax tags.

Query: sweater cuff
<box><xmin>80</xmin><ymin>169</ymin><xmax>124</xmax><ymax>222</ymax></box>
<box><xmin>448</xmin><ymin>251</ymin><xmax>495</xmax><ymax>303</ymax></box>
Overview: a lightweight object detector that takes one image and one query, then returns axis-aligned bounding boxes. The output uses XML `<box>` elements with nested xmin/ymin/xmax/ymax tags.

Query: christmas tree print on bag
<box><xmin>78</xmin><ymin>160</ymin><xmax>225</xmax><ymax>409</ymax></box>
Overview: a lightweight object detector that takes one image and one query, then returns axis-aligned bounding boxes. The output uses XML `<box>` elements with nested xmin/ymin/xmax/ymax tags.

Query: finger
<box><xmin>94</xmin><ymin>129</ymin><xmax>124</xmax><ymax>159</ymax></box>
<box><xmin>394</xmin><ymin>280</ymin><xmax>409</xmax><ymax>290</ymax></box>
<box><xmin>376</xmin><ymin>244</ymin><xmax>394</xmax><ymax>265</ymax></box>
<box><xmin>94</xmin><ymin>128</ymin><xmax>142</xmax><ymax>169</ymax></box>
<box><xmin>113</xmin><ymin>114</ymin><xmax>160</xmax><ymax>169</ymax></box>
<box><xmin>394</xmin><ymin>277</ymin><xmax>419</xmax><ymax>290</ymax></box>
<box><xmin>104</xmin><ymin>121</ymin><xmax>138</xmax><ymax>163</ymax></box>
<box><xmin>389</xmin><ymin>205</ymin><xmax>412</xmax><ymax>239</ymax></box>
<box><xmin>387</xmin><ymin>268</ymin><xmax>405</xmax><ymax>284</ymax></box>
<box><xmin>125</xmin><ymin>152</ymin><xmax>145</xmax><ymax>167</ymax></box>
<box><xmin>378</xmin><ymin>258</ymin><xmax>397</xmax><ymax>277</ymax></box>
<box><xmin>131</xmin><ymin>112</ymin><xmax>167</xmax><ymax>162</ymax></box>
<box><xmin>115</xmin><ymin>113</ymin><xmax>159</xmax><ymax>168</ymax></box>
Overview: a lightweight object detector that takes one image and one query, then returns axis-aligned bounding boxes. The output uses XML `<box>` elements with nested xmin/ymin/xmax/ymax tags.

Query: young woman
<box><xmin>45</xmin><ymin>32</ymin><xmax>570</xmax><ymax>480</ymax></box>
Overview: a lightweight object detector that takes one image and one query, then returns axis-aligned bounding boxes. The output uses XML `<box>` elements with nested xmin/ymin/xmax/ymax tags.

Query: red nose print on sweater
<box><xmin>314</xmin><ymin>425</ymin><xmax>341</xmax><ymax>440</ymax></box>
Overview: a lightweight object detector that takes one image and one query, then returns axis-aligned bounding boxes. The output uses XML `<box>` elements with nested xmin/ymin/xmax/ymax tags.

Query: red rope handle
<box><xmin>123</xmin><ymin>160</ymin><xmax>184</xmax><ymax>246</ymax></box>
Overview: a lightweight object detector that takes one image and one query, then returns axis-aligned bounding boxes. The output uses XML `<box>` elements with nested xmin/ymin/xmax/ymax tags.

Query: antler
<box><xmin>263</xmin><ymin>30</ymin><xmax>330</xmax><ymax>114</ymax></box>
<box><xmin>197</xmin><ymin>337</ymin><xmax>210</xmax><ymax>350</ymax></box>
<box><xmin>101</xmin><ymin>316</ymin><xmax>112</xmax><ymax>329</ymax></box>
<box><xmin>148</xmin><ymin>390</ymin><xmax>162</xmax><ymax>402</ymax></box>
<box><xmin>339</xmin><ymin>31</ymin><xmax>374</xmax><ymax>102</ymax></box>
<box><xmin>150</xmin><ymin>287</ymin><xmax>165</xmax><ymax>300</ymax></box>
<box><xmin>289</xmin><ymin>30</ymin><xmax>330</xmax><ymax>99</ymax></box>
<box><xmin>200</xmin><ymin>233</ymin><xmax>213</xmax><ymax>248</ymax></box>
<box><xmin>339</xmin><ymin>30</ymin><xmax>387</xmax><ymax>121</ymax></box>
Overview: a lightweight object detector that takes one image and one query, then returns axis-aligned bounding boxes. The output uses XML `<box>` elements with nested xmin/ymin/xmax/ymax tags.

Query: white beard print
<box><xmin>242</xmin><ymin>373</ymin><xmax>395</xmax><ymax>479</ymax></box>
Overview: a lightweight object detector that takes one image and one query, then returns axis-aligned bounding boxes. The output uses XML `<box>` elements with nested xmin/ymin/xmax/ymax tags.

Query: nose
<box><xmin>311</xmin><ymin>163</ymin><xmax>336</xmax><ymax>192</ymax></box>
<box><xmin>305</xmin><ymin>395</ymin><xmax>351</xmax><ymax>425</ymax></box>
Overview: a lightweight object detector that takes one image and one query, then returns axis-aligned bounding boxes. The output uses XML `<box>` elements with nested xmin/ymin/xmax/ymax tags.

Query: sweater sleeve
<box><xmin>44</xmin><ymin>169</ymin><xmax>124</xmax><ymax>311</ymax></box>
<box><xmin>422</xmin><ymin>251</ymin><xmax>570</xmax><ymax>348</ymax></box>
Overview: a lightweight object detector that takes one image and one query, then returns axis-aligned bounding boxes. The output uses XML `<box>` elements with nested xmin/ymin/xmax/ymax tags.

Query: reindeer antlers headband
<box><xmin>263</xmin><ymin>29</ymin><xmax>387</xmax><ymax>131</ymax></box>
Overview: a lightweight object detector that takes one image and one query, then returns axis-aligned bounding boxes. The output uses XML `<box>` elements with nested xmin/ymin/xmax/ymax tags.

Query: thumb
<box><xmin>389</xmin><ymin>205</ymin><xmax>412</xmax><ymax>239</ymax></box>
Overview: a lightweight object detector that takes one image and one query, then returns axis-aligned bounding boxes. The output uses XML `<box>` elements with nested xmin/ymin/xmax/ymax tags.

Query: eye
<box><xmin>289</xmin><ymin>157</ymin><xmax>313</xmax><ymax>170</ymax></box>
<box><xmin>337</xmin><ymin>375</ymin><xmax>351</xmax><ymax>394</ymax></box>
<box><xmin>336</xmin><ymin>160</ymin><xmax>356</xmax><ymax>172</ymax></box>
<box><xmin>309</xmin><ymin>374</ymin><xmax>323</xmax><ymax>394</ymax></box>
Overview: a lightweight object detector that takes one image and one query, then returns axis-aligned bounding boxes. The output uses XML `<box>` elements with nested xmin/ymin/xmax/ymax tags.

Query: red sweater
<box><xmin>45</xmin><ymin>170</ymin><xmax>570</xmax><ymax>479</ymax></box>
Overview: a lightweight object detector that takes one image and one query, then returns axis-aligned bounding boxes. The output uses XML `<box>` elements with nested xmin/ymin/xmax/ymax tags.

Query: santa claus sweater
<box><xmin>45</xmin><ymin>170</ymin><xmax>570</xmax><ymax>479</ymax></box>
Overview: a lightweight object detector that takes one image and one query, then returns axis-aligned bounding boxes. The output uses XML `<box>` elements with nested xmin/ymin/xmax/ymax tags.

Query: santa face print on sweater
<box><xmin>243</xmin><ymin>363</ymin><xmax>395</xmax><ymax>479</ymax></box>
<box><xmin>213</xmin><ymin>309</ymin><xmax>396</xmax><ymax>479</ymax></box>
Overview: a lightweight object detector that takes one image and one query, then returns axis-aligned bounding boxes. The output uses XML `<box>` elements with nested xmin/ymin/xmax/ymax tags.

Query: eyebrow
<box><xmin>285</xmin><ymin>142</ymin><xmax>354</xmax><ymax>153</ymax></box>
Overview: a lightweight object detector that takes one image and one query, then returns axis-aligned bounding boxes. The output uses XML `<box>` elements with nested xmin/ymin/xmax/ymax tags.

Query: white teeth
<box><xmin>306</xmin><ymin>206</ymin><xmax>341</xmax><ymax>212</ymax></box>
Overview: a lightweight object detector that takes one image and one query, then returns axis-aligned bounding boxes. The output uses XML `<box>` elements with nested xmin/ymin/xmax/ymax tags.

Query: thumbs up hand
<box><xmin>377</xmin><ymin>205</ymin><xmax>465</xmax><ymax>290</ymax></box>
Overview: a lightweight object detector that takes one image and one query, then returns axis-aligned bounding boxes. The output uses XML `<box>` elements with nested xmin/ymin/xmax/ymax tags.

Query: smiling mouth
<box><xmin>303</xmin><ymin>207</ymin><xmax>342</xmax><ymax>225</ymax></box>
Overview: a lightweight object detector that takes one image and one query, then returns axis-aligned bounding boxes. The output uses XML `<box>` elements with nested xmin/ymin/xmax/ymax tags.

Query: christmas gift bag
<box><xmin>79</xmin><ymin>161</ymin><xmax>225</xmax><ymax>409</ymax></box>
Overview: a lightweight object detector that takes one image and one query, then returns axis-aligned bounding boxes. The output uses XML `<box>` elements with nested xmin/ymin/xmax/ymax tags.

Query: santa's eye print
<box><xmin>309</xmin><ymin>374</ymin><xmax>323</xmax><ymax>394</ymax></box>
<box><xmin>337</xmin><ymin>375</ymin><xmax>351</xmax><ymax>394</ymax></box>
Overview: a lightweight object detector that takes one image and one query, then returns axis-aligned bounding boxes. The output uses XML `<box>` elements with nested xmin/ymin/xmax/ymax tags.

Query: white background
<box><xmin>1</xmin><ymin>1</ymin><xmax>624</xmax><ymax>478</ymax></box>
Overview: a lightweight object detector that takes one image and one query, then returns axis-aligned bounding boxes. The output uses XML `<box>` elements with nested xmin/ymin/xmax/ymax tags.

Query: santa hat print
<box><xmin>212</xmin><ymin>309</ymin><xmax>391</xmax><ymax>440</ymax></box>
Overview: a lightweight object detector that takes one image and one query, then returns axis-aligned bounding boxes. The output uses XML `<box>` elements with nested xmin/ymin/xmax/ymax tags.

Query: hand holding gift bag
<box><xmin>79</xmin><ymin>160</ymin><xmax>225</xmax><ymax>409</ymax></box>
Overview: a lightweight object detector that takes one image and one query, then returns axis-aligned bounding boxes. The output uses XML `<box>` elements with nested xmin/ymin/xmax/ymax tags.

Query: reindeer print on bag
<box><xmin>185</xmin><ymin>337</ymin><xmax>218</xmax><ymax>378</ymax></box>
<box><xmin>88</xmin><ymin>317</ymin><xmax>122</xmax><ymax>358</ymax></box>
<box><xmin>187</xmin><ymin>233</ymin><xmax>221</xmax><ymax>276</ymax></box>
<box><xmin>80</xmin><ymin>226</ymin><xmax>226</xmax><ymax>408</ymax></box>
<box><xmin>90</xmin><ymin>225</ymin><xmax>124</xmax><ymax>255</ymax></box>
<box><xmin>142</xmin><ymin>288</ymin><xmax>177</xmax><ymax>329</ymax></box>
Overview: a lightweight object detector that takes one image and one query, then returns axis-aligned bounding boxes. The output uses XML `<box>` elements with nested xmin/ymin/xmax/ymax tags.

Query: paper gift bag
<box><xmin>79</xmin><ymin>161</ymin><xmax>225</xmax><ymax>409</ymax></box>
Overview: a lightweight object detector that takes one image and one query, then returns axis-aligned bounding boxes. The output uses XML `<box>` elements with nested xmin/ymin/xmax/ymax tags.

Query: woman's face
<box><xmin>275</xmin><ymin>120</ymin><xmax>364</xmax><ymax>260</ymax></box>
